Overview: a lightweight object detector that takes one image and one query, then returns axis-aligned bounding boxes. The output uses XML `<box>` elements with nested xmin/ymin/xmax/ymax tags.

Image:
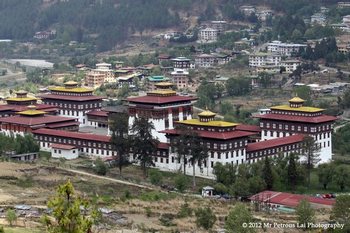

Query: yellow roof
<box><xmin>198</xmin><ymin>110</ymin><xmax>216</xmax><ymax>117</ymax></box>
<box><xmin>147</xmin><ymin>90</ymin><xmax>176</xmax><ymax>95</ymax></box>
<box><xmin>17</xmin><ymin>109</ymin><xmax>46</xmax><ymax>116</ymax></box>
<box><xmin>6</xmin><ymin>97</ymin><xmax>37</xmax><ymax>102</ymax></box>
<box><xmin>179</xmin><ymin>119</ymin><xmax>239</xmax><ymax>127</ymax></box>
<box><xmin>271</xmin><ymin>105</ymin><xmax>324</xmax><ymax>113</ymax></box>
<box><xmin>155</xmin><ymin>82</ymin><xmax>174</xmax><ymax>87</ymax></box>
<box><xmin>49</xmin><ymin>86</ymin><xmax>93</xmax><ymax>93</ymax></box>
<box><xmin>289</xmin><ymin>96</ymin><xmax>305</xmax><ymax>103</ymax></box>
<box><xmin>64</xmin><ymin>81</ymin><xmax>78</xmax><ymax>85</ymax></box>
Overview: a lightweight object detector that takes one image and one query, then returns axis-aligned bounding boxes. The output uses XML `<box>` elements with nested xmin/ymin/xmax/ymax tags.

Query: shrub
<box><xmin>145</xmin><ymin>207</ymin><xmax>152</xmax><ymax>217</ymax></box>
<box><xmin>159</xmin><ymin>213</ymin><xmax>176</xmax><ymax>226</ymax></box>
<box><xmin>174</xmin><ymin>174</ymin><xmax>189</xmax><ymax>193</ymax></box>
<box><xmin>0</xmin><ymin>226</ymin><xmax>4</xmax><ymax>233</ymax></box>
<box><xmin>6</xmin><ymin>209</ymin><xmax>17</xmax><ymax>226</ymax></box>
<box><xmin>195</xmin><ymin>207</ymin><xmax>216</xmax><ymax>230</ymax></box>
<box><xmin>94</xmin><ymin>158</ymin><xmax>108</xmax><ymax>176</ymax></box>
<box><xmin>177</xmin><ymin>201</ymin><xmax>193</xmax><ymax>218</ymax></box>
<box><xmin>149</xmin><ymin>169</ymin><xmax>163</xmax><ymax>185</ymax></box>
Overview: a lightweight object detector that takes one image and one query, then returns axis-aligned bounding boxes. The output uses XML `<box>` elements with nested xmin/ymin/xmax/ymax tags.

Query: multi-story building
<box><xmin>256</xmin><ymin>96</ymin><xmax>337</xmax><ymax>163</ymax></box>
<box><xmin>0</xmin><ymin>105</ymin><xmax>79</xmax><ymax>136</ymax></box>
<box><xmin>171</xmin><ymin>69</ymin><xmax>189</xmax><ymax>89</ymax></box>
<box><xmin>338</xmin><ymin>2</ymin><xmax>350</xmax><ymax>8</ymax></box>
<box><xmin>39</xmin><ymin>81</ymin><xmax>104</xmax><ymax>126</ymax></box>
<box><xmin>198</xmin><ymin>28</ymin><xmax>218</xmax><ymax>43</ymax></box>
<box><xmin>127</xmin><ymin>82</ymin><xmax>196</xmax><ymax>142</ymax></box>
<box><xmin>0</xmin><ymin>90</ymin><xmax>58</xmax><ymax>117</ymax></box>
<box><xmin>343</xmin><ymin>15</ymin><xmax>350</xmax><ymax>27</ymax></box>
<box><xmin>208</xmin><ymin>21</ymin><xmax>227</xmax><ymax>34</ymax></box>
<box><xmin>249</xmin><ymin>53</ymin><xmax>281</xmax><ymax>67</ymax></box>
<box><xmin>311</xmin><ymin>13</ymin><xmax>327</xmax><ymax>26</ymax></box>
<box><xmin>280</xmin><ymin>60</ymin><xmax>302</xmax><ymax>73</ymax></box>
<box><xmin>240</xmin><ymin>5</ymin><xmax>256</xmax><ymax>15</ymax></box>
<box><xmin>267</xmin><ymin>41</ymin><xmax>306</xmax><ymax>56</ymax></box>
<box><xmin>85</xmin><ymin>73</ymin><xmax>105</xmax><ymax>89</ymax></box>
<box><xmin>256</xmin><ymin>9</ymin><xmax>273</xmax><ymax>21</ymax></box>
<box><xmin>161</xmin><ymin>110</ymin><xmax>258</xmax><ymax>177</ymax></box>
<box><xmin>172</xmin><ymin>57</ymin><xmax>191</xmax><ymax>70</ymax></box>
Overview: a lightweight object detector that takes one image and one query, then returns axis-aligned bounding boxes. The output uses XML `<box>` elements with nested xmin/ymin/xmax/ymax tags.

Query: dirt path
<box><xmin>57</xmin><ymin>168</ymin><xmax>156</xmax><ymax>191</ymax></box>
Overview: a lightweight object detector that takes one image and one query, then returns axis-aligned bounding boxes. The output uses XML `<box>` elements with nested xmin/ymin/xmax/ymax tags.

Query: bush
<box><xmin>0</xmin><ymin>226</ymin><xmax>4</xmax><ymax>233</ymax></box>
<box><xmin>174</xmin><ymin>174</ymin><xmax>189</xmax><ymax>193</ymax></box>
<box><xmin>195</xmin><ymin>207</ymin><xmax>216</xmax><ymax>230</ymax></box>
<box><xmin>177</xmin><ymin>201</ymin><xmax>192</xmax><ymax>218</ymax></box>
<box><xmin>159</xmin><ymin>213</ymin><xmax>176</xmax><ymax>226</ymax></box>
<box><xmin>149</xmin><ymin>169</ymin><xmax>163</xmax><ymax>185</ymax></box>
<box><xmin>145</xmin><ymin>207</ymin><xmax>152</xmax><ymax>217</ymax></box>
<box><xmin>6</xmin><ymin>209</ymin><xmax>17</xmax><ymax>226</ymax></box>
<box><xmin>94</xmin><ymin>158</ymin><xmax>108</xmax><ymax>176</ymax></box>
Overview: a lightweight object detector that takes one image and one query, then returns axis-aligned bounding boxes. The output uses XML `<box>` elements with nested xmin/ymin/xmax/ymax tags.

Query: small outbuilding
<box><xmin>202</xmin><ymin>186</ymin><xmax>215</xmax><ymax>197</ymax></box>
<box><xmin>51</xmin><ymin>143</ymin><xmax>79</xmax><ymax>160</ymax></box>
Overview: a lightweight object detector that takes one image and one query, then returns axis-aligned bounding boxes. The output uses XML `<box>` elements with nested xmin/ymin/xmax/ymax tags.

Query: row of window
<box><xmin>45</xmin><ymin>101</ymin><xmax>102</xmax><ymax>109</ymax></box>
<box><xmin>37</xmin><ymin>135</ymin><xmax>112</xmax><ymax>149</ymax></box>
<box><xmin>261</xmin><ymin>122</ymin><xmax>331</xmax><ymax>132</ymax></box>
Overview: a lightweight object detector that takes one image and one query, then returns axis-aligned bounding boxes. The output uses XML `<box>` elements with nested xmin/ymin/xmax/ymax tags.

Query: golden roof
<box><xmin>64</xmin><ymin>81</ymin><xmax>78</xmax><ymax>85</ymax></box>
<box><xmin>6</xmin><ymin>96</ymin><xmax>37</xmax><ymax>102</ymax></box>
<box><xmin>147</xmin><ymin>90</ymin><xmax>176</xmax><ymax>95</ymax></box>
<box><xmin>155</xmin><ymin>82</ymin><xmax>174</xmax><ymax>87</ymax></box>
<box><xmin>289</xmin><ymin>96</ymin><xmax>305</xmax><ymax>103</ymax></box>
<box><xmin>271</xmin><ymin>105</ymin><xmax>324</xmax><ymax>113</ymax></box>
<box><xmin>198</xmin><ymin>109</ymin><xmax>216</xmax><ymax>117</ymax></box>
<box><xmin>17</xmin><ymin>109</ymin><xmax>46</xmax><ymax>116</ymax></box>
<box><xmin>49</xmin><ymin>86</ymin><xmax>93</xmax><ymax>93</ymax></box>
<box><xmin>179</xmin><ymin>119</ymin><xmax>239</xmax><ymax>127</ymax></box>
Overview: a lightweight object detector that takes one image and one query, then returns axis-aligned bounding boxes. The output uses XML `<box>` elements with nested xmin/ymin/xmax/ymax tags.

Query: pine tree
<box><xmin>302</xmin><ymin>136</ymin><xmax>320</xmax><ymax>189</ymax></box>
<box><xmin>262</xmin><ymin>156</ymin><xmax>274</xmax><ymax>190</ymax></box>
<box><xmin>188</xmin><ymin>135</ymin><xmax>208</xmax><ymax>189</ymax></box>
<box><xmin>130</xmin><ymin>117</ymin><xmax>158</xmax><ymax>177</ymax></box>
<box><xmin>296</xmin><ymin>199</ymin><xmax>314</xmax><ymax>230</ymax></box>
<box><xmin>110</xmin><ymin>113</ymin><xmax>130</xmax><ymax>176</ymax></box>
<box><xmin>287</xmin><ymin>153</ymin><xmax>298</xmax><ymax>191</ymax></box>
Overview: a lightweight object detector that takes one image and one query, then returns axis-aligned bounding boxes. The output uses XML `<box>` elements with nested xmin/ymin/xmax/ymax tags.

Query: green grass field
<box><xmin>3</xmin><ymin>227</ymin><xmax>43</xmax><ymax>233</ymax></box>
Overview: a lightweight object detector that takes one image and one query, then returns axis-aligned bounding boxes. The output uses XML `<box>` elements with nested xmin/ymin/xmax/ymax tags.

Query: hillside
<box><xmin>0</xmin><ymin>0</ymin><xmax>343</xmax><ymax>52</ymax></box>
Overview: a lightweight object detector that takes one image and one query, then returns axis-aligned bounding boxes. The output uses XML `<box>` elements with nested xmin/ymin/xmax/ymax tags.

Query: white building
<box><xmin>240</xmin><ymin>5</ymin><xmax>256</xmax><ymax>15</ymax></box>
<box><xmin>249</xmin><ymin>52</ymin><xmax>281</xmax><ymax>67</ymax></box>
<box><xmin>51</xmin><ymin>144</ymin><xmax>79</xmax><ymax>160</ymax></box>
<box><xmin>311</xmin><ymin>13</ymin><xmax>327</xmax><ymax>26</ymax></box>
<box><xmin>256</xmin><ymin>9</ymin><xmax>273</xmax><ymax>21</ymax></box>
<box><xmin>280</xmin><ymin>60</ymin><xmax>302</xmax><ymax>73</ymax></box>
<box><xmin>267</xmin><ymin>41</ymin><xmax>307</xmax><ymax>56</ymax></box>
<box><xmin>198</xmin><ymin>28</ymin><xmax>218</xmax><ymax>43</ymax></box>
<box><xmin>343</xmin><ymin>15</ymin><xmax>350</xmax><ymax>27</ymax></box>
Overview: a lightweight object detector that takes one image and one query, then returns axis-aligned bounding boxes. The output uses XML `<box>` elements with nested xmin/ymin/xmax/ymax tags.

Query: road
<box><xmin>334</xmin><ymin>117</ymin><xmax>350</xmax><ymax>132</ymax></box>
<box><xmin>319</xmin><ymin>64</ymin><xmax>350</xmax><ymax>76</ymax></box>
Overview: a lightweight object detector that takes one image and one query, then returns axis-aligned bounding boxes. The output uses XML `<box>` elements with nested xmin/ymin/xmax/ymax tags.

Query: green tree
<box><xmin>302</xmin><ymin>136</ymin><xmax>320</xmax><ymax>189</ymax></box>
<box><xmin>287</xmin><ymin>153</ymin><xmax>298</xmax><ymax>191</ymax></box>
<box><xmin>296</xmin><ymin>199</ymin><xmax>314</xmax><ymax>230</ymax></box>
<box><xmin>331</xmin><ymin>195</ymin><xmax>350</xmax><ymax>232</ymax></box>
<box><xmin>195</xmin><ymin>207</ymin><xmax>217</xmax><ymax>230</ymax></box>
<box><xmin>333</xmin><ymin>165</ymin><xmax>350</xmax><ymax>191</ymax></box>
<box><xmin>213</xmin><ymin>163</ymin><xmax>236</xmax><ymax>186</ymax></box>
<box><xmin>188</xmin><ymin>134</ymin><xmax>209</xmax><ymax>188</ymax></box>
<box><xmin>130</xmin><ymin>117</ymin><xmax>159</xmax><ymax>177</ymax></box>
<box><xmin>262</xmin><ymin>156</ymin><xmax>274</xmax><ymax>190</ymax></box>
<box><xmin>174</xmin><ymin>174</ymin><xmax>189</xmax><ymax>193</ymax></box>
<box><xmin>42</xmin><ymin>180</ymin><xmax>100</xmax><ymax>233</ymax></box>
<box><xmin>295</xmin><ymin>86</ymin><xmax>312</xmax><ymax>106</ymax></box>
<box><xmin>93</xmin><ymin>157</ymin><xmax>108</xmax><ymax>176</ymax></box>
<box><xmin>0</xmin><ymin>226</ymin><xmax>4</xmax><ymax>233</ymax></box>
<box><xmin>317</xmin><ymin>163</ymin><xmax>334</xmax><ymax>190</ymax></box>
<box><xmin>225</xmin><ymin>203</ymin><xmax>256</xmax><ymax>233</ymax></box>
<box><xmin>6</xmin><ymin>209</ymin><xmax>17</xmax><ymax>227</ymax></box>
<box><xmin>149</xmin><ymin>169</ymin><xmax>163</xmax><ymax>185</ymax></box>
<box><xmin>110</xmin><ymin>113</ymin><xmax>130</xmax><ymax>175</ymax></box>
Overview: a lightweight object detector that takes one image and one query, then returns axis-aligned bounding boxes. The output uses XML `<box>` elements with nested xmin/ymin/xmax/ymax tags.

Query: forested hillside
<box><xmin>0</xmin><ymin>0</ymin><xmax>345</xmax><ymax>51</ymax></box>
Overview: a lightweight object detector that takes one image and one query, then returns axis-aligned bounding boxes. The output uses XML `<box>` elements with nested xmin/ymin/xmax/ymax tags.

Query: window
<box><xmin>54</xmin><ymin>149</ymin><xmax>57</xmax><ymax>153</ymax></box>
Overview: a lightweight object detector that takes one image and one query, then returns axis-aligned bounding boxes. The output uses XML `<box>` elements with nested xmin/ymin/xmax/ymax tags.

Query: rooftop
<box><xmin>162</xmin><ymin>129</ymin><xmax>255</xmax><ymax>140</ymax></box>
<box><xmin>128</xmin><ymin>95</ymin><xmax>196</xmax><ymax>105</ymax></box>
<box><xmin>49</xmin><ymin>86</ymin><xmax>93</xmax><ymax>93</ymax></box>
<box><xmin>270</xmin><ymin>105</ymin><xmax>323</xmax><ymax>113</ymax></box>
<box><xmin>246</xmin><ymin>134</ymin><xmax>304</xmax><ymax>152</ymax></box>
<box><xmin>179</xmin><ymin>119</ymin><xmax>238</xmax><ymax>127</ymax></box>
<box><xmin>39</xmin><ymin>94</ymin><xmax>104</xmax><ymax>102</ymax></box>
<box><xmin>51</xmin><ymin>143</ymin><xmax>77</xmax><ymax>150</ymax></box>
<box><xmin>0</xmin><ymin>115</ymin><xmax>77</xmax><ymax>126</ymax></box>
<box><xmin>257</xmin><ymin>114</ymin><xmax>337</xmax><ymax>123</ymax></box>
<box><xmin>33</xmin><ymin>128</ymin><xmax>111</xmax><ymax>143</ymax></box>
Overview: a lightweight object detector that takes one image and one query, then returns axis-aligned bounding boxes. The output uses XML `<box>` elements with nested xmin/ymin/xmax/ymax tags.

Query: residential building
<box><xmin>146</xmin><ymin>76</ymin><xmax>170</xmax><ymax>90</ymax></box>
<box><xmin>267</xmin><ymin>41</ymin><xmax>307</xmax><ymax>56</ymax></box>
<box><xmin>39</xmin><ymin>81</ymin><xmax>104</xmax><ymax>126</ymax></box>
<box><xmin>198</xmin><ymin>28</ymin><xmax>218</xmax><ymax>43</ymax></box>
<box><xmin>127</xmin><ymin>82</ymin><xmax>196</xmax><ymax>142</ymax></box>
<box><xmin>311</xmin><ymin>13</ymin><xmax>327</xmax><ymax>26</ymax></box>
<box><xmin>171</xmin><ymin>69</ymin><xmax>189</xmax><ymax>89</ymax></box>
<box><xmin>338</xmin><ymin>2</ymin><xmax>350</xmax><ymax>8</ymax></box>
<box><xmin>256</xmin><ymin>9</ymin><xmax>273</xmax><ymax>21</ymax></box>
<box><xmin>85</xmin><ymin>73</ymin><xmax>105</xmax><ymax>89</ymax></box>
<box><xmin>171</xmin><ymin>57</ymin><xmax>191</xmax><ymax>70</ymax></box>
<box><xmin>280</xmin><ymin>60</ymin><xmax>302</xmax><ymax>73</ymax></box>
<box><xmin>86</xmin><ymin>62</ymin><xmax>115</xmax><ymax>87</ymax></box>
<box><xmin>249</xmin><ymin>52</ymin><xmax>281</xmax><ymax>67</ymax></box>
<box><xmin>209</xmin><ymin>21</ymin><xmax>227</xmax><ymax>34</ymax></box>
<box><xmin>256</xmin><ymin>96</ymin><xmax>337</xmax><ymax>163</ymax></box>
<box><xmin>343</xmin><ymin>15</ymin><xmax>350</xmax><ymax>26</ymax></box>
<box><xmin>240</xmin><ymin>5</ymin><xmax>256</xmax><ymax>15</ymax></box>
<box><xmin>195</xmin><ymin>53</ymin><xmax>233</xmax><ymax>68</ymax></box>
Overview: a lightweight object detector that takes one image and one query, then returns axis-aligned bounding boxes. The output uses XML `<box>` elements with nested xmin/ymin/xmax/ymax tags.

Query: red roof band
<box><xmin>39</xmin><ymin>94</ymin><xmax>104</xmax><ymax>102</ymax></box>
<box><xmin>33</xmin><ymin>128</ymin><xmax>112</xmax><ymax>142</ymax></box>
<box><xmin>246</xmin><ymin>134</ymin><xmax>304</xmax><ymax>152</ymax></box>
<box><xmin>0</xmin><ymin>115</ymin><xmax>78</xmax><ymax>126</ymax></box>
<box><xmin>257</xmin><ymin>114</ymin><xmax>337</xmax><ymax>123</ymax></box>
<box><xmin>51</xmin><ymin>143</ymin><xmax>77</xmax><ymax>150</ymax></box>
